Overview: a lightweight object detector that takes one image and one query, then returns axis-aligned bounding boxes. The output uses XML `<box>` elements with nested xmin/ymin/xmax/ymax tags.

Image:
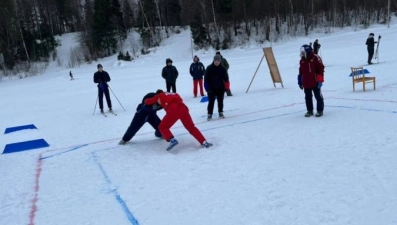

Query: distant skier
<box><xmin>144</xmin><ymin>89</ymin><xmax>213</xmax><ymax>151</ymax></box>
<box><xmin>162</xmin><ymin>58</ymin><xmax>179</xmax><ymax>93</ymax></box>
<box><xmin>365</xmin><ymin>33</ymin><xmax>377</xmax><ymax>64</ymax></box>
<box><xmin>298</xmin><ymin>44</ymin><xmax>325</xmax><ymax>117</ymax></box>
<box><xmin>118</xmin><ymin>92</ymin><xmax>163</xmax><ymax>145</ymax></box>
<box><xmin>69</xmin><ymin>71</ymin><xmax>74</xmax><ymax>80</ymax></box>
<box><xmin>313</xmin><ymin>39</ymin><xmax>321</xmax><ymax>55</ymax></box>
<box><xmin>189</xmin><ymin>55</ymin><xmax>205</xmax><ymax>97</ymax></box>
<box><xmin>93</xmin><ymin>64</ymin><xmax>112</xmax><ymax>113</ymax></box>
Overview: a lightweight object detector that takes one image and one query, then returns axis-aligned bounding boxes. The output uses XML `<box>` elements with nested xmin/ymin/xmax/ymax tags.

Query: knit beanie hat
<box><xmin>213</xmin><ymin>55</ymin><xmax>222</xmax><ymax>62</ymax></box>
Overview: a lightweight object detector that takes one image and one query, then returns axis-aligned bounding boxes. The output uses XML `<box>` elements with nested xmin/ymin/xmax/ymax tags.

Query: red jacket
<box><xmin>144</xmin><ymin>92</ymin><xmax>183</xmax><ymax>112</ymax></box>
<box><xmin>299</xmin><ymin>53</ymin><xmax>324</xmax><ymax>88</ymax></box>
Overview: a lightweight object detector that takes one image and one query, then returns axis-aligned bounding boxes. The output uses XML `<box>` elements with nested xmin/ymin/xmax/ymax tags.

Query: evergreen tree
<box><xmin>191</xmin><ymin>16</ymin><xmax>210</xmax><ymax>48</ymax></box>
<box><xmin>111</xmin><ymin>0</ymin><xmax>127</xmax><ymax>41</ymax></box>
<box><xmin>166</xmin><ymin>0</ymin><xmax>182</xmax><ymax>25</ymax></box>
<box><xmin>93</xmin><ymin>0</ymin><xmax>117</xmax><ymax>56</ymax></box>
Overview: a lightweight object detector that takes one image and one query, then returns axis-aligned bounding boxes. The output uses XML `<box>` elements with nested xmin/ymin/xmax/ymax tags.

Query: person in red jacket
<box><xmin>144</xmin><ymin>89</ymin><xmax>213</xmax><ymax>151</ymax></box>
<box><xmin>298</xmin><ymin>44</ymin><xmax>325</xmax><ymax>117</ymax></box>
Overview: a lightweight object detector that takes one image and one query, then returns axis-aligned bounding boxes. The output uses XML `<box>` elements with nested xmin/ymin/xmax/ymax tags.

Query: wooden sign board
<box><xmin>246</xmin><ymin>47</ymin><xmax>284</xmax><ymax>93</ymax></box>
<box><xmin>263</xmin><ymin>47</ymin><xmax>283</xmax><ymax>87</ymax></box>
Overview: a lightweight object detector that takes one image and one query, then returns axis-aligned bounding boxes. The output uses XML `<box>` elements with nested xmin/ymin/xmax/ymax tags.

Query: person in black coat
<box><xmin>189</xmin><ymin>55</ymin><xmax>205</xmax><ymax>97</ymax></box>
<box><xmin>365</xmin><ymin>33</ymin><xmax>377</xmax><ymax>64</ymax></box>
<box><xmin>204</xmin><ymin>55</ymin><xmax>230</xmax><ymax>121</ymax></box>
<box><xmin>162</xmin><ymin>58</ymin><xmax>179</xmax><ymax>93</ymax></box>
<box><xmin>69</xmin><ymin>70</ymin><xmax>74</xmax><ymax>80</ymax></box>
<box><xmin>93</xmin><ymin>64</ymin><xmax>112</xmax><ymax>113</ymax></box>
<box><xmin>119</xmin><ymin>92</ymin><xmax>163</xmax><ymax>145</ymax></box>
<box><xmin>313</xmin><ymin>39</ymin><xmax>321</xmax><ymax>55</ymax></box>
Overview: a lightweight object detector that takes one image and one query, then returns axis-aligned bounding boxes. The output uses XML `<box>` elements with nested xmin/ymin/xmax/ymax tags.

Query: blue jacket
<box><xmin>189</xmin><ymin>61</ymin><xmax>205</xmax><ymax>80</ymax></box>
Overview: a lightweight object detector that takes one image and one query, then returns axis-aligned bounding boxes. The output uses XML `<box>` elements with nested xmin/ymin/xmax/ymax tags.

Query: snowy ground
<box><xmin>1</xmin><ymin>21</ymin><xmax>397</xmax><ymax>225</ymax></box>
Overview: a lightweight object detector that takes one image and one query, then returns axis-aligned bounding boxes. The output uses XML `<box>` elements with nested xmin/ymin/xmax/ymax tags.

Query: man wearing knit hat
<box><xmin>215</xmin><ymin>51</ymin><xmax>232</xmax><ymax>96</ymax></box>
<box><xmin>93</xmin><ymin>64</ymin><xmax>113</xmax><ymax>113</ymax></box>
<box><xmin>204</xmin><ymin>55</ymin><xmax>230</xmax><ymax>121</ymax></box>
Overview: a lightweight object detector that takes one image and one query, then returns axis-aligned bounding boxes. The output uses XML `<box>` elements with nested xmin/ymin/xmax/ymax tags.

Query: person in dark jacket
<box><xmin>189</xmin><ymin>55</ymin><xmax>205</xmax><ymax>97</ymax></box>
<box><xmin>365</xmin><ymin>33</ymin><xmax>377</xmax><ymax>64</ymax></box>
<box><xmin>215</xmin><ymin>51</ymin><xmax>232</xmax><ymax>96</ymax></box>
<box><xmin>69</xmin><ymin>70</ymin><xmax>74</xmax><ymax>80</ymax></box>
<box><xmin>119</xmin><ymin>92</ymin><xmax>163</xmax><ymax>145</ymax></box>
<box><xmin>313</xmin><ymin>39</ymin><xmax>321</xmax><ymax>55</ymax></box>
<box><xmin>162</xmin><ymin>58</ymin><xmax>179</xmax><ymax>93</ymax></box>
<box><xmin>298</xmin><ymin>44</ymin><xmax>325</xmax><ymax>117</ymax></box>
<box><xmin>93</xmin><ymin>64</ymin><xmax>112</xmax><ymax>113</ymax></box>
<box><xmin>204</xmin><ymin>55</ymin><xmax>230</xmax><ymax>121</ymax></box>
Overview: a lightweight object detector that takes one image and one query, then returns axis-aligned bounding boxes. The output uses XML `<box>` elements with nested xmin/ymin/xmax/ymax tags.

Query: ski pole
<box><xmin>92</xmin><ymin>95</ymin><xmax>99</xmax><ymax>115</ymax></box>
<box><xmin>108</xmin><ymin>85</ymin><xmax>126</xmax><ymax>111</ymax></box>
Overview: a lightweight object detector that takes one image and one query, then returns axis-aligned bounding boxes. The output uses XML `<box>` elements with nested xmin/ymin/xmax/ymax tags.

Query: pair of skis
<box><xmin>374</xmin><ymin>35</ymin><xmax>381</xmax><ymax>61</ymax></box>
<box><xmin>101</xmin><ymin>110</ymin><xmax>117</xmax><ymax>117</ymax></box>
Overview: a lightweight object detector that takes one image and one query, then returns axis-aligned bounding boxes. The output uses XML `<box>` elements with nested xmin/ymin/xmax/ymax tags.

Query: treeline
<box><xmin>0</xmin><ymin>0</ymin><xmax>393</xmax><ymax>71</ymax></box>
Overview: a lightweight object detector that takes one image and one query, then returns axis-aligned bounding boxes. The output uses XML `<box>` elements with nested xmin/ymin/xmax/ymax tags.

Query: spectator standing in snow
<box><xmin>93</xmin><ymin>64</ymin><xmax>112</xmax><ymax>113</ymax></box>
<box><xmin>162</xmin><ymin>58</ymin><xmax>179</xmax><ymax>93</ymax></box>
<box><xmin>189</xmin><ymin>55</ymin><xmax>205</xmax><ymax>97</ymax></box>
<box><xmin>313</xmin><ymin>39</ymin><xmax>321</xmax><ymax>55</ymax></box>
<box><xmin>119</xmin><ymin>92</ymin><xmax>163</xmax><ymax>145</ymax></box>
<box><xmin>298</xmin><ymin>44</ymin><xmax>325</xmax><ymax>117</ymax></box>
<box><xmin>215</xmin><ymin>51</ymin><xmax>233</xmax><ymax>96</ymax></box>
<box><xmin>365</xmin><ymin>33</ymin><xmax>377</xmax><ymax>64</ymax></box>
<box><xmin>144</xmin><ymin>89</ymin><xmax>213</xmax><ymax>151</ymax></box>
<box><xmin>204</xmin><ymin>55</ymin><xmax>230</xmax><ymax>121</ymax></box>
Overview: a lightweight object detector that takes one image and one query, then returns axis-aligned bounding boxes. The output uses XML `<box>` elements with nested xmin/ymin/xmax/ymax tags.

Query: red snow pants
<box><xmin>159</xmin><ymin>103</ymin><xmax>205</xmax><ymax>144</ymax></box>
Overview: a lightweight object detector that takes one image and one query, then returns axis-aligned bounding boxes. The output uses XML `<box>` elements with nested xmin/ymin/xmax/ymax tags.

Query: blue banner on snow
<box><xmin>3</xmin><ymin>139</ymin><xmax>49</xmax><ymax>154</ymax></box>
<box><xmin>4</xmin><ymin>124</ymin><xmax>37</xmax><ymax>134</ymax></box>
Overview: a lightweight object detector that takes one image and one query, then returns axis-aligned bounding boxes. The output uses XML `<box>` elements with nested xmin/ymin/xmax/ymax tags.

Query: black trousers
<box><xmin>367</xmin><ymin>48</ymin><xmax>374</xmax><ymax>63</ymax></box>
<box><xmin>166</xmin><ymin>82</ymin><xmax>176</xmax><ymax>93</ymax></box>
<box><xmin>207</xmin><ymin>89</ymin><xmax>225</xmax><ymax>115</ymax></box>
<box><xmin>304</xmin><ymin>87</ymin><xmax>324</xmax><ymax>113</ymax></box>
<box><xmin>122</xmin><ymin>111</ymin><xmax>162</xmax><ymax>142</ymax></box>
<box><xmin>98</xmin><ymin>87</ymin><xmax>112</xmax><ymax>110</ymax></box>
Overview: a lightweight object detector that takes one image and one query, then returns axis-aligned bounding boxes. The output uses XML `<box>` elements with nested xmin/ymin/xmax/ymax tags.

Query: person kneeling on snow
<box><xmin>119</xmin><ymin>92</ymin><xmax>163</xmax><ymax>145</ymax></box>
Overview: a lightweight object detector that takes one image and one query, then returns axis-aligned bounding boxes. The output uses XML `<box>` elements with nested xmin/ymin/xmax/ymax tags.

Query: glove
<box><xmin>297</xmin><ymin>74</ymin><xmax>302</xmax><ymax>85</ymax></box>
<box><xmin>297</xmin><ymin>74</ymin><xmax>303</xmax><ymax>89</ymax></box>
<box><xmin>317</xmin><ymin>82</ymin><xmax>323</xmax><ymax>89</ymax></box>
<box><xmin>204</xmin><ymin>82</ymin><xmax>210</xmax><ymax>93</ymax></box>
<box><xmin>316</xmin><ymin>74</ymin><xmax>324</xmax><ymax>82</ymax></box>
<box><xmin>224</xmin><ymin>81</ymin><xmax>230</xmax><ymax>91</ymax></box>
<box><xmin>100</xmin><ymin>82</ymin><xmax>106</xmax><ymax>91</ymax></box>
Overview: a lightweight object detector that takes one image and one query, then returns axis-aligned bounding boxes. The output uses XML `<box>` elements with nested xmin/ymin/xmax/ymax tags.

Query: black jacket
<box><xmin>366</xmin><ymin>37</ymin><xmax>377</xmax><ymax>50</ymax></box>
<box><xmin>162</xmin><ymin>66</ymin><xmax>179</xmax><ymax>83</ymax></box>
<box><xmin>204</xmin><ymin>63</ymin><xmax>229</xmax><ymax>92</ymax></box>
<box><xmin>93</xmin><ymin>70</ymin><xmax>111</xmax><ymax>87</ymax></box>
